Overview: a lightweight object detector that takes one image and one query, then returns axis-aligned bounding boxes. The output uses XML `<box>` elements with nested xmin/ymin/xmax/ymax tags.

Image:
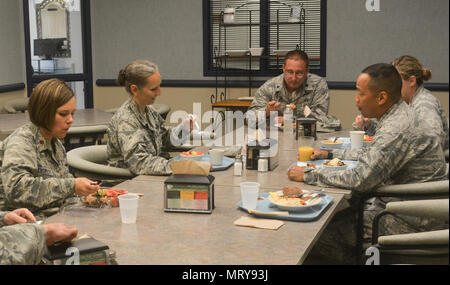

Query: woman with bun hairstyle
<box><xmin>392</xmin><ymin>55</ymin><xmax>449</xmax><ymax>150</ymax></box>
<box><xmin>106</xmin><ymin>60</ymin><xmax>196</xmax><ymax>175</ymax></box>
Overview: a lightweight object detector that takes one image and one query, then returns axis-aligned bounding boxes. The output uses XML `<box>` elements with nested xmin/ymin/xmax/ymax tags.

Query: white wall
<box><xmin>91</xmin><ymin>0</ymin><xmax>449</xmax><ymax>83</ymax></box>
<box><xmin>0</xmin><ymin>0</ymin><xmax>25</xmax><ymax>85</ymax></box>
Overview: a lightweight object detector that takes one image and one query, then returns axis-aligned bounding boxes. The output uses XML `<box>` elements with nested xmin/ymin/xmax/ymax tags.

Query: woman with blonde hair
<box><xmin>0</xmin><ymin>79</ymin><xmax>99</xmax><ymax>217</ymax></box>
<box><xmin>392</xmin><ymin>55</ymin><xmax>449</xmax><ymax>151</ymax></box>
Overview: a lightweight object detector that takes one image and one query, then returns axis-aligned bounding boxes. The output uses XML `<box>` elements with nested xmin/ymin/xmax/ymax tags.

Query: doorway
<box><xmin>23</xmin><ymin>0</ymin><xmax>93</xmax><ymax>109</ymax></box>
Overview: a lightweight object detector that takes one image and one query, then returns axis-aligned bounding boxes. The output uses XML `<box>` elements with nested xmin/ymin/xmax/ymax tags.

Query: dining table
<box><xmin>44</xmin><ymin>128</ymin><xmax>355</xmax><ymax>265</ymax></box>
<box><xmin>46</xmin><ymin>181</ymin><xmax>345</xmax><ymax>265</ymax></box>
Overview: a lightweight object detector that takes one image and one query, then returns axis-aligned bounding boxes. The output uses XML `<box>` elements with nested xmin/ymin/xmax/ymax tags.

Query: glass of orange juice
<box><xmin>298</xmin><ymin>136</ymin><xmax>315</xmax><ymax>162</ymax></box>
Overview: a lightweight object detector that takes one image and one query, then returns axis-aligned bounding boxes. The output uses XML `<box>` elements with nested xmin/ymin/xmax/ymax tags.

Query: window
<box><xmin>203</xmin><ymin>0</ymin><xmax>326</xmax><ymax>77</ymax></box>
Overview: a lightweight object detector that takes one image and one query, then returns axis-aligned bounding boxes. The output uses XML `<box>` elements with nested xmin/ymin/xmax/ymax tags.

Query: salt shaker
<box><xmin>283</xmin><ymin>105</ymin><xmax>294</xmax><ymax>134</ymax></box>
<box><xmin>234</xmin><ymin>154</ymin><xmax>243</xmax><ymax>176</ymax></box>
<box><xmin>257</xmin><ymin>151</ymin><xmax>269</xmax><ymax>172</ymax></box>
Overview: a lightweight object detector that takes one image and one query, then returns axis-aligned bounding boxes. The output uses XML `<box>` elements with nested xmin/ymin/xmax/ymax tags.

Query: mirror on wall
<box><xmin>35</xmin><ymin>0</ymin><xmax>71</xmax><ymax>58</ymax></box>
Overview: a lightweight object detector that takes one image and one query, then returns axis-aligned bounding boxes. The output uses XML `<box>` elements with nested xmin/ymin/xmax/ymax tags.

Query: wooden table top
<box><xmin>45</xmin><ymin>180</ymin><xmax>344</xmax><ymax>265</ymax></box>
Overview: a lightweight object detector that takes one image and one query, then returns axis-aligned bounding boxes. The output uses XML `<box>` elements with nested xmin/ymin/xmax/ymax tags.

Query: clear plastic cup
<box><xmin>118</xmin><ymin>194</ymin><xmax>139</xmax><ymax>224</ymax></box>
<box><xmin>240</xmin><ymin>182</ymin><xmax>260</xmax><ymax>210</ymax></box>
<box><xmin>209</xmin><ymin>149</ymin><xmax>225</xmax><ymax>165</ymax></box>
<box><xmin>350</xmin><ymin>131</ymin><xmax>365</xmax><ymax>150</ymax></box>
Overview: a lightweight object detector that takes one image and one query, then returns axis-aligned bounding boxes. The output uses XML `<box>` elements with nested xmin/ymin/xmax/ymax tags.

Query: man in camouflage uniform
<box><xmin>354</xmin><ymin>56</ymin><xmax>449</xmax><ymax>151</ymax></box>
<box><xmin>248</xmin><ymin>50</ymin><xmax>340</xmax><ymax>129</ymax></box>
<box><xmin>289</xmin><ymin>63</ymin><xmax>447</xmax><ymax>264</ymax></box>
<box><xmin>353</xmin><ymin>85</ymin><xmax>449</xmax><ymax>150</ymax></box>
<box><xmin>0</xmin><ymin>208</ymin><xmax>78</xmax><ymax>265</ymax></box>
<box><xmin>1</xmin><ymin>124</ymin><xmax>78</xmax><ymax>217</ymax></box>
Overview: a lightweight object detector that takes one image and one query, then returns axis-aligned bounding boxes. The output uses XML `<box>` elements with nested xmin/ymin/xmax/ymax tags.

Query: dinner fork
<box><xmin>281</xmin><ymin>189</ymin><xmax>326</xmax><ymax>198</ymax></box>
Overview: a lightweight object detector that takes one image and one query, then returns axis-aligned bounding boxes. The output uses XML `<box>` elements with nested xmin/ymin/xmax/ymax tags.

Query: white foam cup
<box><xmin>209</xmin><ymin>149</ymin><xmax>225</xmax><ymax>165</ymax></box>
<box><xmin>350</xmin><ymin>131</ymin><xmax>365</xmax><ymax>150</ymax></box>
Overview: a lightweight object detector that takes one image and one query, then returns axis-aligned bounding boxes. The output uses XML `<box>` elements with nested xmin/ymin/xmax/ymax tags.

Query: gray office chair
<box><xmin>64</xmin><ymin>125</ymin><xmax>108</xmax><ymax>151</ymax></box>
<box><xmin>371</xmin><ymin>199</ymin><xmax>449</xmax><ymax>264</ymax></box>
<box><xmin>67</xmin><ymin>145</ymin><xmax>134</xmax><ymax>184</ymax></box>
<box><xmin>356</xmin><ymin>180</ymin><xmax>449</xmax><ymax>264</ymax></box>
<box><xmin>3</xmin><ymin>98</ymin><xmax>29</xmax><ymax>114</ymax></box>
<box><xmin>151</xmin><ymin>103</ymin><xmax>171</xmax><ymax>120</ymax></box>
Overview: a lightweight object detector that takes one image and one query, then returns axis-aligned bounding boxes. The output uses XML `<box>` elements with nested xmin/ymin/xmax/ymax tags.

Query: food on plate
<box><xmin>323</xmin><ymin>158</ymin><xmax>347</xmax><ymax>167</ymax></box>
<box><xmin>364</xmin><ymin>135</ymin><xmax>374</xmax><ymax>142</ymax></box>
<box><xmin>81</xmin><ymin>188</ymin><xmax>128</xmax><ymax>208</ymax></box>
<box><xmin>268</xmin><ymin>191</ymin><xmax>321</xmax><ymax>207</ymax></box>
<box><xmin>306</xmin><ymin>163</ymin><xmax>316</xmax><ymax>168</ymax></box>
<box><xmin>180</xmin><ymin>151</ymin><xmax>203</xmax><ymax>157</ymax></box>
<box><xmin>282</xmin><ymin>186</ymin><xmax>303</xmax><ymax>197</ymax></box>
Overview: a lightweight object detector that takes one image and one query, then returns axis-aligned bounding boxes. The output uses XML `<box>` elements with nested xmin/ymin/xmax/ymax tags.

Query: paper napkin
<box><xmin>304</xmin><ymin>105</ymin><xmax>312</xmax><ymax>118</ymax></box>
<box><xmin>234</xmin><ymin>216</ymin><xmax>285</xmax><ymax>230</ymax></box>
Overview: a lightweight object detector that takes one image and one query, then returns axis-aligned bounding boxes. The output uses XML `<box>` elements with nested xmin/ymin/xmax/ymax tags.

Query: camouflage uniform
<box><xmin>0</xmin><ymin>211</ymin><xmax>47</xmax><ymax>265</ymax></box>
<box><xmin>353</xmin><ymin>86</ymin><xmax>449</xmax><ymax>150</ymax></box>
<box><xmin>410</xmin><ymin>85</ymin><xmax>449</xmax><ymax>151</ymax></box>
<box><xmin>0</xmin><ymin>141</ymin><xmax>4</xmax><ymax>210</ymax></box>
<box><xmin>107</xmin><ymin>98</ymin><xmax>186</xmax><ymax>176</ymax></box>
<box><xmin>0</xmin><ymin>124</ymin><xmax>76</xmax><ymax>217</ymax></box>
<box><xmin>303</xmin><ymin>100</ymin><xmax>447</xmax><ymax>264</ymax></box>
<box><xmin>249</xmin><ymin>73</ymin><xmax>341</xmax><ymax>129</ymax></box>
<box><xmin>352</xmin><ymin>118</ymin><xmax>378</xmax><ymax>137</ymax></box>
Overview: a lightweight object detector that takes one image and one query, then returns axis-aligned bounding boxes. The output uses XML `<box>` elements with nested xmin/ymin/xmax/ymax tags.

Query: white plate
<box><xmin>288</xmin><ymin>159</ymin><xmax>358</xmax><ymax>172</ymax></box>
<box><xmin>225</xmin><ymin>50</ymin><xmax>249</xmax><ymax>57</ymax></box>
<box><xmin>320</xmin><ymin>140</ymin><xmax>344</xmax><ymax>149</ymax></box>
<box><xmin>237</xmin><ymin>96</ymin><xmax>254</xmax><ymax>101</ymax></box>
<box><xmin>273</xmin><ymin>49</ymin><xmax>291</xmax><ymax>56</ymax></box>
<box><xmin>323</xmin><ymin>164</ymin><xmax>348</xmax><ymax>171</ymax></box>
<box><xmin>268</xmin><ymin>191</ymin><xmax>323</xmax><ymax>212</ymax></box>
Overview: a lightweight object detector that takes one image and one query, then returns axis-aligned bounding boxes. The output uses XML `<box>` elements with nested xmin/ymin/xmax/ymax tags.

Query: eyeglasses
<box><xmin>285</xmin><ymin>70</ymin><xmax>306</xmax><ymax>78</ymax></box>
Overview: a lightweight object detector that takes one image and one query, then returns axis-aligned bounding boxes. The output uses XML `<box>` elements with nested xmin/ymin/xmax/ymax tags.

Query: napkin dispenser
<box><xmin>296</xmin><ymin>117</ymin><xmax>317</xmax><ymax>140</ymax></box>
<box><xmin>42</xmin><ymin>237</ymin><xmax>116</xmax><ymax>265</ymax></box>
<box><xmin>246</xmin><ymin>138</ymin><xmax>279</xmax><ymax>170</ymax></box>
<box><xmin>164</xmin><ymin>174</ymin><xmax>215</xmax><ymax>214</ymax></box>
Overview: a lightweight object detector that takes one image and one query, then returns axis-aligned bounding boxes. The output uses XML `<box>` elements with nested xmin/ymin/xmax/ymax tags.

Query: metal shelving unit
<box><xmin>210</xmin><ymin>5</ymin><xmax>306</xmax><ymax>105</ymax></box>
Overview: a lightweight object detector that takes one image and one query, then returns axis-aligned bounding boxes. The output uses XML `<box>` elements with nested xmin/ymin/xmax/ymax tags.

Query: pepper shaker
<box><xmin>234</xmin><ymin>154</ymin><xmax>243</xmax><ymax>176</ymax></box>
